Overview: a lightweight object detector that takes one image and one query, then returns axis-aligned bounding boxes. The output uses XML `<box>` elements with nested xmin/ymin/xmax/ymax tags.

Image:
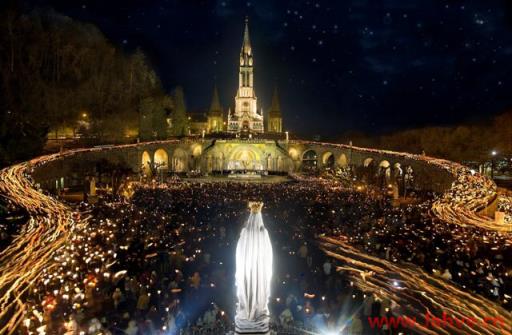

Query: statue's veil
<box><xmin>235</xmin><ymin>202</ymin><xmax>273</xmax><ymax>333</ymax></box>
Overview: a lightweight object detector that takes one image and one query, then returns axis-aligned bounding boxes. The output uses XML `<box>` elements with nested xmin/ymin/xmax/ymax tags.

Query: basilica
<box><xmin>190</xmin><ymin>18</ymin><xmax>283</xmax><ymax>135</ymax></box>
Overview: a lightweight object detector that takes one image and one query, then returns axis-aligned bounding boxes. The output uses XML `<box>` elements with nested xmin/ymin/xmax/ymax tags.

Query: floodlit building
<box><xmin>184</xmin><ymin>18</ymin><xmax>283</xmax><ymax>135</ymax></box>
<box><xmin>226</xmin><ymin>18</ymin><xmax>264</xmax><ymax>134</ymax></box>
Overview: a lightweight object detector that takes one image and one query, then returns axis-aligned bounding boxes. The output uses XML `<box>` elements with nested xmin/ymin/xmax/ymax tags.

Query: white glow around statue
<box><xmin>235</xmin><ymin>202</ymin><xmax>273</xmax><ymax>334</ymax></box>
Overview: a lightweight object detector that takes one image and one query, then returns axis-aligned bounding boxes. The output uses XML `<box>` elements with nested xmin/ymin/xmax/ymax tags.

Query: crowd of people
<box><xmin>438</xmin><ymin>167</ymin><xmax>497</xmax><ymax>212</ymax></box>
<box><xmin>498</xmin><ymin>190</ymin><xmax>512</xmax><ymax>224</ymax></box>
<box><xmin>14</xmin><ymin>174</ymin><xmax>512</xmax><ymax>334</ymax></box>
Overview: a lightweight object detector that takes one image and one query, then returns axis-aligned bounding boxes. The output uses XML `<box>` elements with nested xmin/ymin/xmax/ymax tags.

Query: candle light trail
<box><xmin>296</xmin><ymin>140</ymin><xmax>512</xmax><ymax>233</ymax></box>
<box><xmin>0</xmin><ymin>160</ymin><xmax>76</xmax><ymax>334</ymax></box>
<box><xmin>319</xmin><ymin>236</ymin><xmax>512</xmax><ymax>335</ymax></box>
<box><xmin>0</xmin><ymin>139</ymin><xmax>510</xmax><ymax>333</ymax></box>
<box><xmin>0</xmin><ymin>140</ymin><xmax>181</xmax><ymax>333</ymax></box>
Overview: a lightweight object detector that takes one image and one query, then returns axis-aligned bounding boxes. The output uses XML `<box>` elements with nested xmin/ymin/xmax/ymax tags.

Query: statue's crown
<box><xmin>248</xmin><ymin>201</ymin><xmax>264</xmax><ymax>213</ymax></box>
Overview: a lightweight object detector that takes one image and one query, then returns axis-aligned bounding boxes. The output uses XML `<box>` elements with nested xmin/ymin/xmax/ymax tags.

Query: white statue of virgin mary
<box><xmin>235</xmin><ymin>202</ymin><xmax>273</xmax><ymax>334</ymax></box>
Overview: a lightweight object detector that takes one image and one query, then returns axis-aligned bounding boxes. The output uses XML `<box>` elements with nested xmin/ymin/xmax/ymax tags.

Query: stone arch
<box><xmin>361</xmin><ymin>157</ymin><xmax>377</xmax><ymax>183</ymax></box>
<box><xmin>379</xmin><ymin>160</ymin><xmax>391</xmax><ymax>169</ymax></box>
<box><xmin>302</xmin><ymin>150</ymin><xmax>318</xmax><ymax>170</ymax></box>
<box><xmin>172</xmin><ymin>148</ymin><xmax>188</xmax><ymax>173</ymax></box>
<box><xmin>404</xmin><ymin>165</ymin><xmax>415</xmax><ymax>190</ymax></box>
<box><xmin>205</xmin><ymin>154</ymin><xmax>213</xmax><ymax>172</ymax></box>
<box><xmin>191</xmin><ymin>143</ymin><xmax>202</xmax><ymax>157</ymax></box>
<box><xmin>322</xmin><ymin>151</ymin><xmax>335</xmax><ymax>169</ymax></box>
<box><xmin>213</xmin><ymin>152</ymin><xmax>225</xmax><ymax>171</ymax></box>
<box><xmin>141</xmin><ymin>151</ymin><xmax>152</xmax><ymax>176</ymax></box>
<box><xmin>277</xmin><ymin>155</ymin><xmax>284</xmax><ymax>172</ymax></box>
<box><xmin>190</xmin><ymin>144</ymin><xmax>202</xmax><ymax>171</ymax></box>
<box><xmin>363</xmin><ymin>157</ymin><xmax>374</xmax><ymax>168</ymax></box>
<box><xmin>393</xmin><ymin>163</ymin><xmax>405</xmax><ymax>195</ymax></box>
<box><xmin>154</xmin><ymin>149</ymin><xmax>169</xmax><ymax>170</ymax></box>
<box><xmin>393</xmin><ymin>162</ymin><xmax>403</xmax><ymax>178</ymax></box>
<box><xmin>337</xmin><ymin>153</ymin><xmax>348</xmax><ymax>167</ymax></box>
<box><xmin>288</xmin><ymin>147</ymin><xmax>300</xmax><ymax>160</ymax></box>
<box><xmin>227</xmin><ymin>145</ymin><xmax>264</xmax><ymax>171</ymax></box>
<box><xmin>378</xmin><ymin>160</ymin><xmax>392</xmax><ymax>186</ymax></box>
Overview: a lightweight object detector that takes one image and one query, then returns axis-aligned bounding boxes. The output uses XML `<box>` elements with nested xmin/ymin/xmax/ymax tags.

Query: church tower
<box><xmin>207</xmin><ymin>85</ymin><xmax>224</xmax><ymax>133</ymax></box>
<box><xmin>267</xmin><ymin>86</ymin><xmax>283</xmax><ymax>133</ymax></box>
<box><xmin>228</xmin><ymin>17</ymin><xmax>264</xmax><ymax>133</ymax></box>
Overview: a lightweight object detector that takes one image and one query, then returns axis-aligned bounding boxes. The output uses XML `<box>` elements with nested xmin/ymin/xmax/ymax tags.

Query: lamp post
<box><xmin>491</xmin><ymin>150</ymin><xmax>497</xmax><ymax>179</ymax></box>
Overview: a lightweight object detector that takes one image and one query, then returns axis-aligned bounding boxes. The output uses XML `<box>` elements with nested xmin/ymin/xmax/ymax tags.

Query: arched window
<box><xmin>141</xmin><ymin>151</ymin><xmax>152</xmax><ymax>176</ymax></box>
<box><xmin>154</xmin><ymin>149</ymin><xmax>169</xmax><ymax>170</ymax></box>
<box><xmin>302</xmin><ymin>150</ymin><xmax>318</xmax><ymax>170</ymax></box>
<box><xmin>322</xmin><ymin>152</ymin><xmax>335</xmax><ymax>169</ymax></box>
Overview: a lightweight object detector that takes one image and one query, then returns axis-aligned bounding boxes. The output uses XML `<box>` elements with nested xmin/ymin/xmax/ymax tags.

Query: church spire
<box><xmin>267</xmin><ymin>85</ymin><xmax>282</xmax><ymax>133</ymax></box>
<box><xmin>209</xmin><ymin>84</ymin><xmax>222</xmax><ymax>113</ymax></box>
<box><xmin>230</xmin><ymin>17</ymin><xmax>263</xmax><ymax>133</ymax></box>
<box><xmin>242</xmin><ymin>16</ymin><xmax>251</xmax><ymax>55</ymax></box>
<box><xmin>240</xmin><ymin>17</ymin><xmax>253</xmax><ymax>68</ymax></box>
<box><xmin>270</xmin><ymin>86</ymin><xmax>280</xmax><ymax>112</ymax></box>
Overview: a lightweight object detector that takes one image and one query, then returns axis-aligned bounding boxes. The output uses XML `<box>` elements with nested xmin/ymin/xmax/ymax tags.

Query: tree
<box><xmin>0</xmin><ymin>6</ymin><xmax>169</xmax><ymax>165</ymax></box>
<box><xmin>139</xmin><ymin>95</ymin><xmax>172</xmax><ymax>140</ymax></box>
<box><xmin>169</xmin><ymin>86</ymin><xmax>189</xmax><ymax>136</ymax></box>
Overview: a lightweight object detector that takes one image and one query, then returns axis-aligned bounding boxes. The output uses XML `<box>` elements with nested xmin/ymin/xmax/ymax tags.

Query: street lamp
<box><xmin>491</xmin><ymin>150</ymin><xmax>497</xmax><ymax>179</ymax></box>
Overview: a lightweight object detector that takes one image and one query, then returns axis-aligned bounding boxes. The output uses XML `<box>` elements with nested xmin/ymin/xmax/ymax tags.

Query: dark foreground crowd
<box><xmin>16</xmin><ymin>178</ymin><xmax>512</xmax><ymax>334</ymax></box>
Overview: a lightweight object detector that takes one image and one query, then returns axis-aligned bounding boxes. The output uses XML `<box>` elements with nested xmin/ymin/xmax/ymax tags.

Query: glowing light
<box><xmin>235</xmin><ymin>202</ymin><xmax>273</xmax><ymax>333</ymax></box>
<box><xmin>320</xmin><ymin>236</ymin><xmax>512</xmax><ymax>334</ymax></box>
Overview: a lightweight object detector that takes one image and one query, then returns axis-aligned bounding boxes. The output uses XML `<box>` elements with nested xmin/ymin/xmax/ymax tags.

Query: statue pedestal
<box><xmin>235</xmin><ymin>315</ymin><xmax>270</xmax><ymax>334</ymax></box>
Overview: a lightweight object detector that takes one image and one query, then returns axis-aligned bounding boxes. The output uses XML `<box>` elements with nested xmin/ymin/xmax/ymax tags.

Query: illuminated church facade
<box><xmin>228</xmin><ymin>17</ymin><xmax>264</xmax><ymax>133</ymax></box>
<box><xmin>201</xmin><ymin>18</ymin><xmax>283</xmax><ymax>135</ymax></box>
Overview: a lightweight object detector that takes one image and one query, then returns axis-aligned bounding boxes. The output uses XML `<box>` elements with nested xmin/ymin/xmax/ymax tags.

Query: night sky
<box><xmin>24</xmin><ymin>0</ymin><xmax>512</xmax><ymax>136</ymax></box>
